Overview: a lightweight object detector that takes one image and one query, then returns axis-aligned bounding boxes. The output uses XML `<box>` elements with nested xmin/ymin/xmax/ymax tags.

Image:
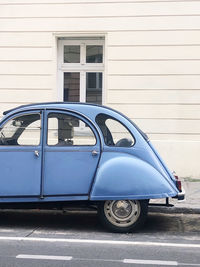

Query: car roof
<box><xmin>3</xmin><ymin>102</ymin><xmax>107</xmax><ymax>115</ymax></box>
<box><xmin>3</xmin><ymin>102</ymin><xmax>148</xmax><ymax>140</ymax></box>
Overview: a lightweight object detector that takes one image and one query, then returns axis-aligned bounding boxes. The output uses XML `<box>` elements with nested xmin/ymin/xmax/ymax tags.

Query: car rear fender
<box><xmin>90</xmin><ymin>152</ymin><xmax>179</xmax><ymax>201</ymax></box>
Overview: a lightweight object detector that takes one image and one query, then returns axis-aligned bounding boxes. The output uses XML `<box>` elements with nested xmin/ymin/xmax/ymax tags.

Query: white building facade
<box><xmin>0</xmin><ymin>0</ymin><xmax>200</xmax><ymax>178</ymax></box>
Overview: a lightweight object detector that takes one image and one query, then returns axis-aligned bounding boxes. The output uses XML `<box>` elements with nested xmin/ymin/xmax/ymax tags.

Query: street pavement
<box><xmin>0</xmin><ymin>210</ymin><xmax>199</xmax><ymax>266</ymax></box>
<box><xmin>0</xmin><ymin>234</ymin><xmax>200</xmax><ymax>267</ymax></box>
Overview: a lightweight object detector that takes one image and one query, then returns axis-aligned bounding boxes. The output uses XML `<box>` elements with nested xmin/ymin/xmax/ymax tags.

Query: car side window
<box><xmin>96</xmin><ymin>113</ymin><xmax>135</xmax><ymax>147</ymax></box>
<box><xmin>0</xmin><ymin>113</ymin><xmax>41</xmax><ymax>146</ymax></box>
<box><xmin>47</xmin><ymin>113</ymin><xmax>96</xmax><ymax>146</ymax></box>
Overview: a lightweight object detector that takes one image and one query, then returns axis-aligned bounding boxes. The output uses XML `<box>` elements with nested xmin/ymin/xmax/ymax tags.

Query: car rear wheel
<box><xmin>98</xmin><ymin>200</ymin><xmax>148</xmax><ymax>233</ymax></box>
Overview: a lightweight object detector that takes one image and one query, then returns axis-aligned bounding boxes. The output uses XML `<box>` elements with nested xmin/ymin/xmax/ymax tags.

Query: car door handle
<box><xmin>92</xmin><ymin>150</ymin><xmax>98</xmax><ymax>156</ymax></box>
<box><xmin>34</xmin><ymin>150</ymin><xmax>40</xmax><ymax>157</ymax></box>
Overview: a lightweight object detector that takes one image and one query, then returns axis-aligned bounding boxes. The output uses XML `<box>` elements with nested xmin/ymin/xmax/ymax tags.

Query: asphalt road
<box><xmin>0</xmin><ymin>210</ymin><xmax>199</xmax><ymax>266</ymax></box>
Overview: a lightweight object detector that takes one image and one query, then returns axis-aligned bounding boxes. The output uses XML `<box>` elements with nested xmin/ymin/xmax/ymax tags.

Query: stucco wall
<box><xmin>0</xmin><ymin>0</ymin><xmax>200</xmax><ymax>177</ymax></box>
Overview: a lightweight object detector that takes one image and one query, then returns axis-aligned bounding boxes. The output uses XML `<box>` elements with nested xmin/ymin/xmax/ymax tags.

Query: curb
<box><xmin>149</xmin><ymin>206</ymin><xmax>200</xmax><ymax>214</ymax></box>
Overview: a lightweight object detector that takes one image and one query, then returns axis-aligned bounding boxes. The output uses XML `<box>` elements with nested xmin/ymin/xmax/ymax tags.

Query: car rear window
<box><xmin>95</xmin><ymin>113</ymin><xmax>135</xmax><ymax>147</ymax></box>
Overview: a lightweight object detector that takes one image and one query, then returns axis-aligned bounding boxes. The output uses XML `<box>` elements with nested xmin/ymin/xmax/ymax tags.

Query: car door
<box><xmin>43</xmin><ymin>110</ymin><xmax>101</xmax><ymax>197</ymax></box>
<box><xmin>0</xmin><ymin>111</ymin><xmax>43</xmax><ymax>197</ymax></box>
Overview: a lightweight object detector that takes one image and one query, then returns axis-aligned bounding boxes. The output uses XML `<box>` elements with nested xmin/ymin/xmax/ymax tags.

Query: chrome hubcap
<box><xmin>112</xmin><ymin>200</ymin><xmax>132</xmax><ymax>219</ymax></box>
<box><xmin>104</xmin><ymin>200</ymin><xmax>141</xmax><ymax>228</ymax></box>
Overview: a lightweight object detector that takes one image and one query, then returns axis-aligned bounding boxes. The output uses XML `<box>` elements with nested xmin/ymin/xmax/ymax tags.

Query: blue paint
<box><xmin>0</xmin><ymin>103</ymin><xmax>182</xmax><ymax>202</ymax></box>
<box><xmin>90</xmin><ymin>152</ymin><xmax>178</xmax><ymax>200</ymax></box>
<box><xmin>0</xmin><ymin>110</ymin><xmax>43</xmax><ymax>196</ymax></box>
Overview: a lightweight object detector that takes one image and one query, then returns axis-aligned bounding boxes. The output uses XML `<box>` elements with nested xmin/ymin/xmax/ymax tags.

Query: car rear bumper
<box><xmin>173</xmin><ymin>187</ymin><xmax>185</xmax><ymax>201</ymax></box>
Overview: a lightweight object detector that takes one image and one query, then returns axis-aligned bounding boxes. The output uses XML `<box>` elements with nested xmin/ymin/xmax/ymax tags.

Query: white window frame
<box><xmin>57</xmin><ymin>39</ymin><xmax>104</xmax><ymax>103</ymax></box>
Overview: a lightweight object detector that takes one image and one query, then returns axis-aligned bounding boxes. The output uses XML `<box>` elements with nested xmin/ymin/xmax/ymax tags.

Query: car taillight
<box><xmin>174</xmin><ymin>174</ymin><xmax>182</xmax><ymax>192</ymax></box>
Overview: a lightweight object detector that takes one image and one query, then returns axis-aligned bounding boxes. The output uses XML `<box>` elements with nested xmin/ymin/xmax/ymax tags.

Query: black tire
<box><xmin>98</xmin><ymin>200</ymin><xmax>148</xmax><ymax>233</ymax></box>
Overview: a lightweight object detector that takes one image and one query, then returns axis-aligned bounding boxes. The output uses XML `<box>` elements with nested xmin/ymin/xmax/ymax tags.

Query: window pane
<box><xmin>96</xmin><ymin>114</ymin><xmax>135</xmax><ymax>147</ymax></box>
<box><xmin>86</xmin><ymin>45</ymin><xmax>103</xmax><ymax>63</ymax></box>
<box><xmin>0</xmin><ymin>114</ymin><xmax>41</xmax><ymax>146</ymax></box>
<box><xmin>47</xmin><ymin>117</ymin><xmax>58</xmax><ymax>145</ymax></box>
<box><xmin>64</xmin><ymin>72</ymin><xmax>80</xmax><ymax>102</ymax></box>
<box><xmin>48</xmin><ymin>113</ymin><xmax>96</xmax><ymax>146</ymax></box>
<box><xmin>64</xmin><ymin>45</ymin><xmax>80</xmax><ymax>63</ymax></box>
<box><xmin>86</xmin><ymin>72</ymin><xmax>102</xmax><ymax>105</ymax></box>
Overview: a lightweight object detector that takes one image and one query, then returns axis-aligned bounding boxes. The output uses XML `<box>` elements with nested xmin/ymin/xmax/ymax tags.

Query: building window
<box><xmin>58</xmin><ymin>38</ymin><xmax>104</xmax><ymax>105</ymax></box>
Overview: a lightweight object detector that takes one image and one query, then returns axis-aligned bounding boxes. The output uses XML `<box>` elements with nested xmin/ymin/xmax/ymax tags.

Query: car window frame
<box><xmin>0</xmin><ymin>111</ymin><xmax>43</xmax><ymax>147</ymax></box>
<box><xmin>46</xmin><ymin>110</ymin><xmax>98</xmax><ymax>147</ymax></box>
<box><xmin>95</xmin><ymin>113</ymin><xmax>136</xmax><ymax>148</ymax></box>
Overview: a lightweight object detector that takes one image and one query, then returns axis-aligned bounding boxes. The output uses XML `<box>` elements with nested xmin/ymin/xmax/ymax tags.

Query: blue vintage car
<box><xmin>0</xmin><ymin>102</ymin><xmax>184</xmax><ymax>232</ymax></box>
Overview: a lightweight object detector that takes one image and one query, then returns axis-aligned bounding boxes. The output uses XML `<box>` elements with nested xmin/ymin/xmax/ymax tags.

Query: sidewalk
<box><xmin>149</xmin><ymin>178</ymin><xmax>200</xmax><ymax>214</ymax></box>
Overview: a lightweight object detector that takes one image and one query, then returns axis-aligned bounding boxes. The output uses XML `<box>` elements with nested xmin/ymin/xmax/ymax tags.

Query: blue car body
<box><xmin>0</xmin><ymin>102</ymin><xmax>183</xmax><ymax>204</ymax></box>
